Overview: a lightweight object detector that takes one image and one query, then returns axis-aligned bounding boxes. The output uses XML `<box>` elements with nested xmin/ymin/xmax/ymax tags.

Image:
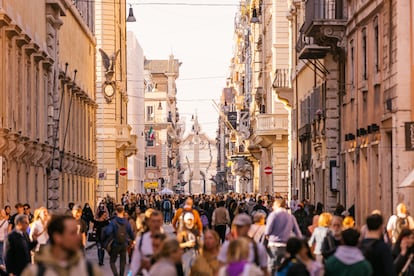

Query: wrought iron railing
<box><xmin>303</xmin><ymin>0</ymin><xmax>344</xmax><ymax>33</ymax></box>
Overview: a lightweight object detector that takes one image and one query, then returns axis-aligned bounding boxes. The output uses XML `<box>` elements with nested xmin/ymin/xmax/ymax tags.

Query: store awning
<box><xmin>400</xmin><ymin>170</ymin><xmax>414</xmax><ymax>187</ymax></box>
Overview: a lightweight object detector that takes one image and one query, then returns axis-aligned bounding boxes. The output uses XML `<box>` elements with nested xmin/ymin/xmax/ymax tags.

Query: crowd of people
<box><xmin>0</xmin><ymin>192</ymin><xmax>414</xmax><ymax>276</ymax></box>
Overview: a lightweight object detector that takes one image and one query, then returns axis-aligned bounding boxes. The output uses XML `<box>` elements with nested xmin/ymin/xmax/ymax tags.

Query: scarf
<box><xmin>227</xmin><ymin>260</ymin><xmax>247</xmax><ymax>276</ymax></box>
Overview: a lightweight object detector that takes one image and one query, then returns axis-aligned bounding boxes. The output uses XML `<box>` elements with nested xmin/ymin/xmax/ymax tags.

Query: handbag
<box><xmin>87</xmin><ymin>229</ymin><xmax>97</xmax><ymax>242</ymax></box>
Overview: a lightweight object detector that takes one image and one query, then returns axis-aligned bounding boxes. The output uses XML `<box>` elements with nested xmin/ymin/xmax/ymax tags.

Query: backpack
<box><xmin>37</xmin><ymin>260</ymin><xmax>93</xmax><ymax>276</ymax></box>
<box><xmin>114</xmin><ymin>220</ymin><xmax>128</xmax><ymax>245</ymax></box>
<box><xmin>200</xmin><ymin>214</ymin><xmax>209</xmax><ymax>227</ymax></box>
<box><xmin>395</xmin><ymin>216</ymin><xmax>410</xmax><ymax>240</ymax></box>
<box><xmin>163</xmin><ymin>200</ymin><xmax>171</xmax><ymax>210</ymax></box>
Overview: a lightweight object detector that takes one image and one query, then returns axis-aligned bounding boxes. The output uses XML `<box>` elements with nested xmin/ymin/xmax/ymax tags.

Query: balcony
<box><xmin>296</xmin><ymin>32</ymin><xmax>330</xmax><ymax>60</ymax></box>
<box><xmin>116</xmin><ymin>124</ymin><xmax>137</xmax><ymax>157</ymax></box>
<box><xmin>256</xmin><ymin>114</ymin><xmax>289</xmax><ymax>137</ymax></box>
<box><xmin>273</xmin><ymin>68</ymin><xmax>293</xmax><ymax>106</ymax></box>
<box><xmin>299</xmin><ymin>0</ymin><xmax>346</xmax><ymax>53</ymax></box>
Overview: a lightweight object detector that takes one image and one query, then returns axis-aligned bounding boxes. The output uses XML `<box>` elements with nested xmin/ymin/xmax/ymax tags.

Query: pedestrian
<box><xmin>0</xmin><ymin>209</ymin><xmax>9</xmax><ymax>265</ymax></box>
<box><xmin>93</xmin><ymin>210</ymin><xmax>109</xmax><ymax>266</ymax></box>
<box><xmin>387</xmin><ymin>203</ymin><xmax>414</xmax><ymax>244</ymax></box>
<box><xmin>95</xmin><ymin>201</ymin><xmax>109</xmax><ymax>220</ymax></box>
<box><xmin>66</xmin><ymin>202</ymin><xmax>75</xmax><ymax>215</ymax></box>
<box><xmin>308</xmin><ymin>212</ymin><xmax>332</xmax><ymax>263</ymax></box>
<box><xmin>211</xmin><ymin>200</ymin><xmax>230</xmax><ymax>243</ymax></box>
<box><xmin>72</xmin><ymin>205</ymin><xmax>87</xmax><ymax>251</ymax></box>
<box><xmin>104</xmin><ymin>204</ymin><xmax>135</xmax><ymax>276</ymax></box>
<box><xmin>4</xmin><ymin>206</ymin><xmax>11</xmax><ymax>222</ymax></box>
<box><xmin>4</xmin><ymin>214</ymin><xmax>38</xmax><ymax>275</ymax></box>
<box><xmin>248</xmin><ymin>212</ymin><xmax>266</xmax><ymax>243</ymax></box>
<box><xmin>190</xmin><ymin>230</ymin><xmax>221</xmax><ymax>276</ymax></box>
<box><xmin>218</xmin><ymin>237</ymin><xmax>263</xmax><ymax>276</ymax></box>
<box><xmin>218</xmin><ymin>213</ymin><xmax>268</xmax><ymax>275</ymax></box>
<box><xmin>8</xmin><ymin>203</ymin><xmax>24</xmax><ymax>232</ymax></box>
<box><xmin>321</xmin><ymin>215</ymin><xmax>343</xmax><ymax>260</ymax></box>
<box><xmin>162</xmin><ymin>197</ymin><xmax>173</xmax><ymax>224</ymax></box>
<box><xmin>172</xmin><ymin>197</ymin><xmax>203</xmax><ymax>233</ymax></box>
<box><xmin>265</xmin><ymin>198</ymin><xmax>302</xmax><ymax>274</ymax></box>
<box><xmin>342</xmin><ymin>216</ymin><xmax>355</xmax><ymax>229</ymax></box>
<box><xmin>29</xmin><ymin>207</ymin><xmax>49</xmax><ymax>254</ymax></box>
<box><xmin>82</xmin><ymin>203</ymin><xmax>94</xmax><ymax>232</ymax></box>
<box><xmin>23</xmin><ymin>204</ymin><xmax>34</xmax><ymax>224</ymax></box>
<box><xmin>129</xmin><ymin>210</ymin><xmax>165</xmax><ymax>275</ymax></box>
<box><xmin>325</xmin><ymin>228</ymin><xmax>372</xmax><ymax>276</ymax></box>
<box><xmin>277</xmin><ymin>238</ymin><xmax>311</xmax><ymax>276</ymax></box>
<box><xmin>21</xmin><ymin>214</ymin><xmax>102</xmax><ymax>276</ymax></box>
<box><xmin>392</xmin><ymin>228</ymin><xmax>414</xmax><ymax>275</ymax></box>
<box><xmin>359</xmin><ymin>214</ymin><xmax>396</xmax><ymax>276</ymax></box>
<box><xmin>149</xmin><ymin>238</ymin><xmax>183</xmax><ymax>276</ymax></box>
<box><xmin>252</xmin><ymin>199</ymin><xmax>268</xmax><ymax>217</ymax></box>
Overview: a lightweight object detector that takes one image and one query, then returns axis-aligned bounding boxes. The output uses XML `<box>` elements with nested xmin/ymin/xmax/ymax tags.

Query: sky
<box><xmin>127</xmin><ymin>0</ymin><xmax>239</xmax><ymax>139</ymax></box>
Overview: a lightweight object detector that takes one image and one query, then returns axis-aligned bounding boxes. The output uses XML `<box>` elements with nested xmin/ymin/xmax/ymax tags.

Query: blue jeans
<box><xmin>97</xmin><ymin>241</ymin><xmax>105</xmax><ymax>265</ymax></box>
<box><xmin>268</xmin><ymin>245</ymin><xmax>286</xmax><ymax>275</ymax></box>
<box><xmin>164</xmin><ymin>210</ymin><xmax>171</xmax><ymax>222</ymax></box>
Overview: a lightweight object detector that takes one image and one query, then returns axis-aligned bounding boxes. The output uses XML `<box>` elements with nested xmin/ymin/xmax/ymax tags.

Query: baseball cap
<box><xmin>232</xmin><ymin>213</ymin><xmax>252</xmax><ymax>226</ymax></box>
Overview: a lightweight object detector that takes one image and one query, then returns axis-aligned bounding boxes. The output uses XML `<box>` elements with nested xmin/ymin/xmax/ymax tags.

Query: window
<box><xmin>146</xmin><ymin>132</ymin><xmax>154</xmax><ymax>147</ymax></box>
<box><xmin>350</xmin><ymin>40</ymin><xmax>354</xmax><ymax>85</ymax></box>
<box><xmin>146</xmin><ymin>105</ymin><xmax>154</xmax><ymax>121</ymax></box>
<box><xmin>362</xmin><ymin>28</ymin><xmax>367</xmax><ymax>80</ymax></box>
<box><xmin>145</xmin><ymin>155</ymin><xmax>157</xmax><ymax>168</ymax></box>
<box><xmin>374</xmin><ymin>18</ymin><xmax>379</xmax><ymax>72</ymax></box>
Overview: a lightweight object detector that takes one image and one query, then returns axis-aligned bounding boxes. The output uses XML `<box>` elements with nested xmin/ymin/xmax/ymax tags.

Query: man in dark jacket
<box><xmin>359</xmin><ymin>214</ymin><xmax>396</xmax><ymax>276</ymax></box>
<box><xmin>4</xmin><ymin>214</ymin><xmax>38</xmax><ymax>275</ymax></box>
<box><xmin>104</xmin><ymin>204</ymin><xmax>134</xmax><ymax>276</ymax></box>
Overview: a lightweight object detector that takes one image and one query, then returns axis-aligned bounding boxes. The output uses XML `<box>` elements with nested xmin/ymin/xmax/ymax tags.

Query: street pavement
<box><xmin>86</xmin><ymin>223</ymin><xmax>175</xmax><ymax>276</ymax></box>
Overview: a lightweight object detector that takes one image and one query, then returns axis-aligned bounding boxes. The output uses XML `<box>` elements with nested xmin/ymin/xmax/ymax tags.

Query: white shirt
<box><xmin>129</xmin><ymin>232</ymin><xmax>155</xmax><ymax>275</ymax></box>
<box><xmin>30</xmin><ymin>220</ymin><xmax>49</xmax><ymax>247</ymax></box>
<box><xmin>0</xmin><ymin>219</ymin><xmax>8</xmax><ymax>241</ymax></box>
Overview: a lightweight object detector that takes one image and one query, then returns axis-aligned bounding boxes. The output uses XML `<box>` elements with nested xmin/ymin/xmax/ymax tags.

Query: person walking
<box><xmin>8</xmin><ymin>203</ymin><xmax>24</xmax><ymax>232</ymax></box>
<box><xmin>248</xmin><ymin>212</ymin><xmax>266</xmax><ymax>243</ymax></box>
<box><xmin>218</xmin><ymin>237</ymin><xmax>263</xmax><ymax>276</ymax></box>
<box><xmin>359</xmin><ymin>214</ymin><xmax>396</xmax><ymax>276</ymax></box>
<box><xmin>0</xmin><ymin>209</ymin><xmax>9</xmax><ymax>266</ymax></box>
<box><xmin>218</xmin><ymin>213</ymin><xmax>268</xmax><ymax>275</ymax></box>
<box><xmin>149</xmin><ymin>238</ymin><xmax>184</xmax><ymax>276</ymax></box>
<box><xmin>190</xmin><ymin>230</ymin><xmax>221</xmax><ymax>276</ymax></box>
<box><xmin>72</xmin><ymin>205</ymin><xmax>87</xmax><ymax>251</ymax></box>
<box><xmin>4</xmin><ymin>214</ymin><xmax>38</xmax><ymax>275</ymax></box>
<box><xmin>325</xmin><ymin>228</ymin><xmax>372</xmax><ymax>276</ymax></box>
<box><xmin>129</xmin><ymin>210</ymin><xmax>164</xmax><ymax>276</ymax></box>
<box><xmin>161</xmin><ymin>197</ymin><xmax>173</xmax><ymax>224</ymax></box>
<box><xmin>308</xmin><ymin>212</ymin><xmax>332</xmax><ymax>262</ymax></box>
<box><xmin>93</xmin><ymin>211</ymin><xmax>109</xmax><ymax>266</ymax></box>
<box><xmin>211</xmin><ymin>201</ymin><xmax>230</xmax><ymax>243</ymax></box>
<box><xmin>321</xmin><ymin>216</ymin><xmax>343</xmax><ymax>260</ymax></box>
<box><xmin>265</xmin><ymin>198</ymin><xmax>302</xmax><ymax>274</ymax></box>
<box><xmin>29</xmin><ymin>207</ymin><xmax>49</xmax><ymax>254</ymax></box>
<box><xmin>104</xmin><ymin>204</ymin><xmax>135</xmax><ymax>276</ymax></box>
<box><xmin>22</xmin><ymin>214</ymin><xmax>102</xmax><ymax>276</ymax></box>
<box><xmin>387</xmin><ymin>203</ymin><xmax>414</xmax><ymax>244</ymax></box>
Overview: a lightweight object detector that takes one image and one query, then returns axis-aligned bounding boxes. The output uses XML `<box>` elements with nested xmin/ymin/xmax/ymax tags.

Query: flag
<box><xmin>148</xmin><ymin>127</ymin><xmax>155</xmax><ymax>140</ymax></box>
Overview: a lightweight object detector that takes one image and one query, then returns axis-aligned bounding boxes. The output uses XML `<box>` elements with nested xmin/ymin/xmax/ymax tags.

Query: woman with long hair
<box><xmin>93</xmin><ymin>210</ymin><xmax>109</xmax><ymax>266</ymax></box>
<box><xmin>218</xmin><ymin>237</ymin><xmax>263</xmax><ymax>276</ymax></box>
<box><xmin>190</xmin><ymin>230</ymin><xmax>221</xmax><ymax>276</ymax></box>
<box><xmin>308</xmin><ymin>212</ymin><xmax>332</xmax><ymax>262</ymax></box>
<box><xmin>29</xmin><ymin>207</ymin><xmax>49</xmax><ymax>253</ymax></box>
<box><xmin>392</xmin><ymin>228</ymin><xmax>414</xmax><ymax>275</ymax></box>
<box><xmin>149</xmin><ymin>238</ymin><xmax>184</xmax><ymax>276</ymax></box>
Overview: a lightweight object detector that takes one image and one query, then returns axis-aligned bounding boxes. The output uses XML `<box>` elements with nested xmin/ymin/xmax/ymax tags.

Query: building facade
<box><xmin>95</xmin><ymin>0</ymin><xmax>136</xmax><ymax>202</ymax></box>
<box><xmin>341</xmin><ymin>0</ymin><xmax>414</xmax><ymax>221</ymax></box>
<box><xmin>143</xmin><ymin>56</ymin><xmax>182</xmax><ymax>192</ymax></box>
<box><xmin>127</xmin><ymin>31</ymin><xmax>145</xmax><ymax>194</ymax></box>
<box><xmin>0</xmin><ymin>0</ymin><xmax>97</xmax><ymax>209</ymax></box>
<box><xmin>221</xmin><ymin>0</ymin><xmax>290</xmax><ymax>195</ymax></box>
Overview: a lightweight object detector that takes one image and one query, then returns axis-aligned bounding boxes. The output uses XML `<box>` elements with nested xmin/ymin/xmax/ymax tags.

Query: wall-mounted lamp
<box><xmin>157</xmin><ymin>101</ymin><xmax>162</xmax><ymax>110</ymax></box>
<box><xmin>251</xmin><ymin>8</ymin><xmax>260</xmax><ymax>23</ymax></box>
<box><xmin>126</xmin><ymin>4</ymin><xmax>137</xmax><ymax>22</ymax></box>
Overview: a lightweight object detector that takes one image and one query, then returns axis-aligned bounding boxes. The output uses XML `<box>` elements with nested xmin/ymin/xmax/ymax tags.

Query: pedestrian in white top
<box><xmin>29</xmin><ymin>207</ymin><xmax>49</xmax><ymax>253</ymax></box>
<box><xmin>0</xmin><ymin>209</ymin><xmax>9</xmax><ymax>265</ymax></box>
<box><xmin>129</xmin><ymin>210</ymin><xmax>164</xmax><ymax>276</ymax></box>
<box><xmin>386</xmin><ymin>203</ymin><xmax>414</xmax><ymax>243</ymax></box>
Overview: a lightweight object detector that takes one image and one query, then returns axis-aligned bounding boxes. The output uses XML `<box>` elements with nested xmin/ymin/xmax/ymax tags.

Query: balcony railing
<box><xmin>303</xmin><ymin>0</ymin><xmax>344</xmax><ymax>32</ymax></box>
<box><xmin>256</xmin><ymin>114</ymin><xmax>289</xmax><ymax>136</ymax></box>
<box><xmin>273</xmin><ymin>69</ymin><xmax>291</xmax><ymax>89</ymax></box>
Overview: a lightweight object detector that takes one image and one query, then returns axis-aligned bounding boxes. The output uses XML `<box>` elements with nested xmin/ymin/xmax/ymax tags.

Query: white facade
<box><xmin>127</xmin><ymin>32</ymin><xmax>145</xmax><ymax>193</ymax></box>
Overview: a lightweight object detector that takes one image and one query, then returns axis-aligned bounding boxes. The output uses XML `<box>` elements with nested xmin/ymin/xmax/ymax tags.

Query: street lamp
<box><xmin>126</xmin><ymin>4</ymin><xmax>137</xmax><ymax>22</ymax></box>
